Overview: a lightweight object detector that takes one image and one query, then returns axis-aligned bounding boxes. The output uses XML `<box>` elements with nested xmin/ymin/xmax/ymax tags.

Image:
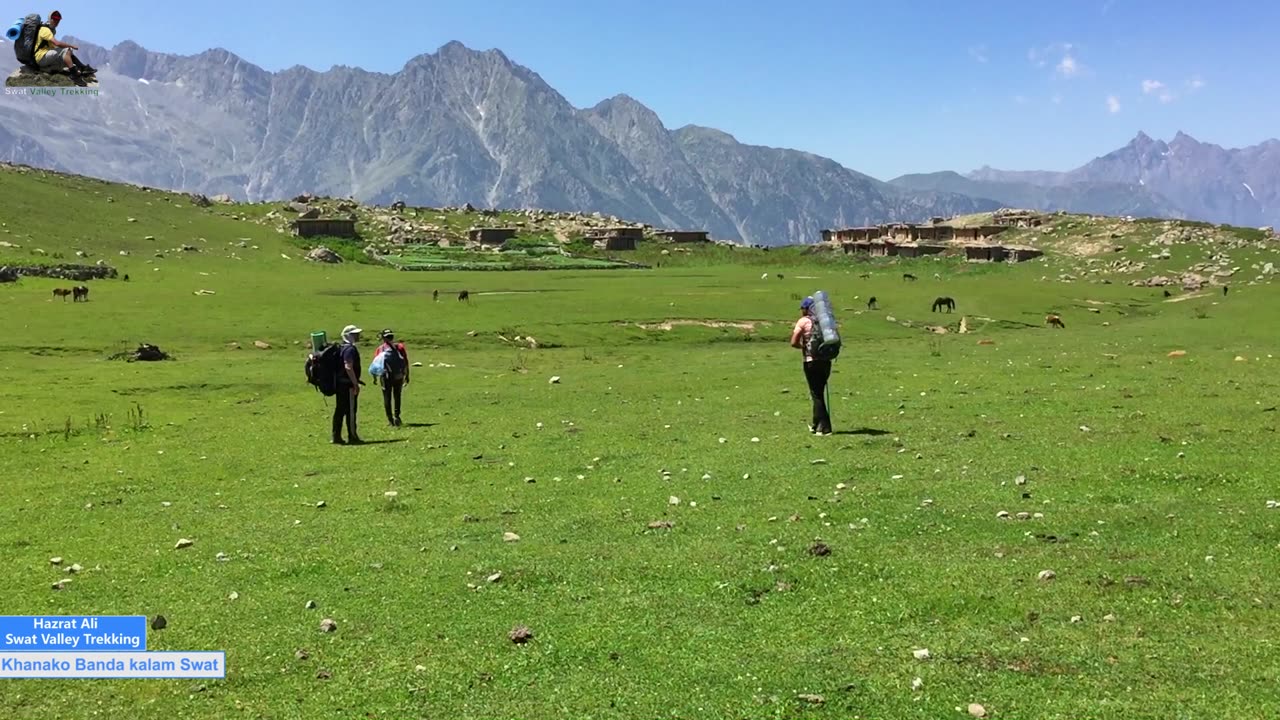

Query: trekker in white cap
<box><xmin>333</xmin><ymin>324</ymin><xmax>364</xmax><ymax>444</ymax></box>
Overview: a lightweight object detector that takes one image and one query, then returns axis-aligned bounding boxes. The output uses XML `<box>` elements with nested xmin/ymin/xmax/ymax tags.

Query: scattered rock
<box><xmin>808</xmin><ymin>542</ymin><xmax>832</xmax><ymax>557</ymax></box>
<box><xmin>306</xmin><ymin>600</ymin><xmax>317</xmax><ymax>610</ymax></box>
<box><xmin>669</xmin><ymin>496</ymin><xmax>681</xmax><ymax>506</ymax></box>
<box><xmin>548</xmin><ymin>376</ymin><xmax>561</xmax><ymax>384</ymax></box>
<box><xmin>912</xmin><ymin>677</ymin><xmax>924</xmax><ymax>692</ymax></box>
<box><xmin>1167</xmin><ymin>350</ymin><xmax>1187</xmax><ymax>358</ymax></box>
<box><xmin>174</xmin><ymin>538</ymin><xmax>194</xmax><ymax>550</ymax></box>
<box><xmin>647</xmin><ymin>520</ymin><xmax>674</xmax><ymax>529</ymax></box>
<box><xmin>315</xmin><ymin>669</ymin><xmax>332</xmax><ymax>680</ymax></box>
<box><xmin>51</xmin><ymin>579</ymin><xmax>71</xmax><ymax>590</ymax></box>
<box><xmin>913</xmin><ymin>648</ymin><xmax>931</xmax><ymax>660</ymax></box>
<box><xmin>253</xmin><ymin>340</ymin><xmax>271</xmax><ymax>350</ymax></box>
<box><xmin>1038</xmin><ymin>569</ymin><xmax>1057</xmax><ymax>582</ymax></box>
<box><xmin>228</xmin><ymin>591</ymin><xmax>239</xmax><ymax>601</ymax></box>
<box><xmin>305</xmin><ymin>247</ymin><xmax>342</xmax><ymax>264</ymax></box>
<box><xmin>996</xmin><ymin>511</ymin><xmax>1010</xmax><ymax>519</ymax></box>
<box><xmin>502</xmin><ymin>532</ymin><xmax>521</xmax><ymax>543</ymax></box>
<box><xmin>797</xmin><ymin>694</ymin><xmax>825</xmax><ymax>705</ymax></box>
<box><xmin>151</xmin><ymin>615</ymin><xmax>167</xmax><ymax>631</ymax></box>
<box><xmin>295</xmin><ymin>649</ymin><xmax>310</xmax><ymax>661</ymax></box>
<box><xmin>49</xmin><ymin>557</ymin><xmax>63</xmax><ymax>565</ymax></box>
<box><xmin>319</xmin><ymin>618</ymin><xmax>337</xmax><ymax>633</ymax></box>
<box><xmin>509</xmin><ymin>625</ymin><xmax>533</xmax><ymax>644</ymax></box>
<box><xmin>486</xmin><ymin>572</ymin><xmax>503</xmax><ymax>584</ymax></box>
<box><xmin>968</xmin><ymin>703</ymin><xmax>988</xmax><ymax>718</ymax></box>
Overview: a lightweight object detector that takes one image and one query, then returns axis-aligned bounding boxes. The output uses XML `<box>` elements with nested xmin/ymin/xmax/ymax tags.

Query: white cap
<box><xmin>341</xmin><ymin>324</ymin><xmax>362</xmax><ymax>336</ymax></box>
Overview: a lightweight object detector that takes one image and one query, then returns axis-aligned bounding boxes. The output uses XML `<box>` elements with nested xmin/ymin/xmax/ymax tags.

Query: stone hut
<box><xmin>954</xmin><ymin>225</ymin><xmax>1010</xmax><ymax>243</ymax></box>
<box><xmin>896</xmin><ymin>243</ymin><xmax>947</xmax><ymax>258</ymax></box>
<box><xmin>655</xmin><ymin>230</ymin><xmax>708</xmax><ymax>243</ymax></box>
<box><xmin>594</xmin><ymin>235</ymin><xmax>637</xmax><ymax>251</ymax></box>
<box><xmin>468</xmin><ymin>227</ymin><xmax>517</xmax><ymax>246</ymax></box>
<box><xmin>294</xmin><ymin>218</ymin><xmax>357</xmax><ymax>239</ymax></box>
<box><xmin>1008</xmin><ymin>246</ymin><xmax>1044</xmax><ymax>262</ymax></box>
<box><xmin>993</xmin><ymin>209</ymin><xmax>1046</xmax><ymax>228</ymax></box>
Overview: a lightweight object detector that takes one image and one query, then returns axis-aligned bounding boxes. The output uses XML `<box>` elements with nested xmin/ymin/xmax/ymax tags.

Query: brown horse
<box><xmin>53</xmin><ymin>288</ymin><xmax>72</xmax><ymax>301</ymax></box>
<box><xmin>458</xmin><ymin>290</ymin><xmax>470</xmax><ymax>302</ymax></box>
<box><xmin>1046</xmin><ymin>314</ymin><xmax>1065</xmax><ymax>329</ymax></box>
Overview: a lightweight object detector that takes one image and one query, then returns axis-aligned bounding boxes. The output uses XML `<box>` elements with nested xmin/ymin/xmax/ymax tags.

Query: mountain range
<box><xmin>2</xmin><ymin>40</ymin><xmax>1277</xmax><ymax>245</ymax></box>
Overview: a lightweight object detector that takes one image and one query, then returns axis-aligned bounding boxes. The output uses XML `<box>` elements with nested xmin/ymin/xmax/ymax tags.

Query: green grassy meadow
<box><xmin>2</xmin><ymin>167</ymin><xmax>1280</xmax><ymax>719</ymax></box>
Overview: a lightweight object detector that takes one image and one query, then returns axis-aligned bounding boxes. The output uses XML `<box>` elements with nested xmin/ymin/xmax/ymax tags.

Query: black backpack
<box><xmin>13</xmin><ymin>14</ymin><xmax>46</xmax><ymax>70</ymax></box>
<box><xmin>806</xmin><ymin>318</ymin><xmax>841</xmax><ymax>361</ymax></box>
<box><xmin>305</xmin><ymin>343</ymin><xmax>342</xmax><ymax>396</ymax></box>
<box><xmin>380</xmin><ymin>341</ymin><xmax>407</xmax><ymax>380</ymax></box>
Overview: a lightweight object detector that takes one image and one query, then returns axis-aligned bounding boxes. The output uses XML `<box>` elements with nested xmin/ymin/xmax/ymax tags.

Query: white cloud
<box><xmin>1051</xmin><ymin>93</ymin><xmax>1063</xmax><ymax>105</ymax></box>
<box><xmin>969</xmin><ymin>45</ymin><xmax>988</xmax><ymax>64</ymax></box>
<box><xmin>1056</xmin><ymin>54</ymin><xmax>1080</xmax><ymax>77</ymax></box>
<box><xmin>1142</xmin><ymin>80</ymin><xmax>1177</xmax><ymax>103</ymax></box>
<box><xmin>1188</xmin><ymin>75</ymin><xmax>1206</xmax><ymax>91</ymax></box>
<box><xmin>1106</xmin><ymin>95</ymin><xmax>1121</xmax><ymax>114</ymax></box>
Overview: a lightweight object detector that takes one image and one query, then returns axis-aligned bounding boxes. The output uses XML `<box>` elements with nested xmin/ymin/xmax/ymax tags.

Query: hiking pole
<box><xmin>826</xmin><ymin>382</ymin><xmax>833</xmax><ymax>431</ymax></box>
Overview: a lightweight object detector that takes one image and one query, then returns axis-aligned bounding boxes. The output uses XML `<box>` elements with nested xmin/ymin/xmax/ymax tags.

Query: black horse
<box><xmin>932</xmin><ymin>296</ymin><xmax>955</xmax><ymax>313</ymax></box>
<box><xmin>867</xmin><ymin>296</ymin><xmax>878</xmax><ymax>310</ymax></box>
<box><xmin>903</xmin><ymin>273</ymin><xmax>918</xmax><ymax>282</ymax></box>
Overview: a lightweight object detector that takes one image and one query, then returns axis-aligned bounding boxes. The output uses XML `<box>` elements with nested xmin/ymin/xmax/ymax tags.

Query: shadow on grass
<box><xmin>402</xmin><ymin>423</ymin><xmax>438</xmax><ymax>428</ymax></box>
<box><xmin>348</xmin><ymin>439</ymin><xmax>409</xmax><ymax>446</ymax></box>
<box><xmin>834</xmin><ymin>428</ymin><xmax>892</xmax><ymax>436</ymax></box>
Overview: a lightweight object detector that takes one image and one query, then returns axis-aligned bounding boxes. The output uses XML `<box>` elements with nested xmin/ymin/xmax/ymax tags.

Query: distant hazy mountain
<box><xmin>963</xmin><ymin>132</ymin><xmax>1280</xmax><ymax>227</ymax></box>
<box><xmin>0</xmin><ymin>40</ymin><xmax>994</xmax><ymax>245</ymax></box>
<box><xmin>888</xmin><ymin>170</ymin><xmax>1184</xmax><ymax>219</ymax></box>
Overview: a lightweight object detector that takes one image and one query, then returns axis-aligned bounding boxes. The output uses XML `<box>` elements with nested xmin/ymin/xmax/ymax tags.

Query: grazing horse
<box><xmin>123</xmin><ymin>274</ymin><xmax>130</xmax><ymax>282</ymax></box>
<box><xmin>458</xmin><ymin>290</ymin><xmax>470</xmax><ymax>302</ymax></box>
<box><xmin>867</xmin><ymin>296</ymin><xmax>878</xmax><ymax>310</ymax></box>
<box><xmin>53</xmin><ymin>288</ymin><xmax>73</xmax><ymax>301</ymax></box>
<box><xmin>1223</xmin><ymin>285</ymin><xmax>1229</xmax><ymax>296</ymax></box>
<box><xmin>932</xmin><ymin>296</ymin><xmax>955</xmax><ymax>313</ymax></box>
<box><xmin>903</xmin><ymin>273</ymin><xmax>918</xmax><ymax>282</ymax></box>
<box><xmin>1163</xmin><ymin>289</ymin><xmax>1172</xmax><ymax>298</ymax></box>
<box><xmin>859</xmin><ymin>272</ymin><xmax>872</xmax><ymax>279</ymax></box>
<box><xmin>1046</xmin><ymin>314</ymin><xmax>1065</xmax><ymax>329</ymax></box>
<box><xmin>72</xmin><ymin>285</ymin><xmax>89</xmax><ymax>302</ymax></box>
<box><xmin>432</xmin><ymin>289</ymin><xmax>439</xmax><ymax>302</ymax></box>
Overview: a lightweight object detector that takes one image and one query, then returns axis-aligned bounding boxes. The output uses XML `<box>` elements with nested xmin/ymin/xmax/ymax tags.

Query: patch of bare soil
<box><xmin>1165</xmin><ymin>293</ymin><xmax>1208</xmax><ymax>303</ymax></box>
<box><xmin>625</xmin><ymin>319</ymin><xmax>769</xmax><ymax>331</ymax></box>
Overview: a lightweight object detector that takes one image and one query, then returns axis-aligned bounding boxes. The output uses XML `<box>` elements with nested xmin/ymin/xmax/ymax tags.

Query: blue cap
<box><xmin>800</xmin><ymin>296</ymin><xmax>814</xmax><ymax>310</ymax></box>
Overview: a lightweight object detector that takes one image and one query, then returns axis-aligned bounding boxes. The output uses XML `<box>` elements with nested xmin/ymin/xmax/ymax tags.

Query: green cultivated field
<box><xmin>2</xmin><ymin>166</ymin><xmax>1280</xmax><ymax>719</ymax></box>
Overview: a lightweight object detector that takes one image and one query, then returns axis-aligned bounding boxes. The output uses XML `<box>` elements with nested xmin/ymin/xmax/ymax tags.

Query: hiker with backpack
<box><xmin>331</xmin><ymin>324</ymin><xmax>364</xmax><ymax>444</ymax></box>
<box><xmin>16</xmin><ymin>11</ymin><xmax>96</xmax><ymax>86</ymax></box>
<box><xmin>790</xmin><ymin>296</ymin><xmax>836</xmax><ymax>436</ymax></box>
<box><xmin>373</xmin><ymin>329</ymin><xmax>410</xmax><ymax>427</ymax></box>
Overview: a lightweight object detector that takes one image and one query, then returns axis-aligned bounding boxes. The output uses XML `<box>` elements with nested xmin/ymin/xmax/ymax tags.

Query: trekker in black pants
<box><xmin>376</xmin><ymin>329</ymin><xmax>410</xmax><ymax>427</ymax></box>
<box><xmin>790</xmin><ymin>297</ymin><xmax>832</xmax><ymax>435</ymax></box>
<box><xmin>333</xmin><ymin>324</ymin><xmax>364</xmax><ymax>444</ymax></box>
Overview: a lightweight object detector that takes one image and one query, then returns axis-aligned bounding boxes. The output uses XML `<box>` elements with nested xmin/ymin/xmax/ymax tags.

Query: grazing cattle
<box><xmin>867</xmin><ymin>296</ymin><xmax>878</xmax><ymax>310</ymax></box>
<box><xmin>1163</xmin><ymin>289</ymin><xmax>1172</xmax><ymax>298</ymax></box>
<box><xmin>458</xmin><ymin>290</ymin><xmax>470</xmax><ymax>302</ymax></box>
<box><xmin>1046</xmin><ymin>314</ymin><xmax>1066</xmax><ymax>329</ymax></box>
<box><xmin>1223</xmin><ymin>285</ymin><xmax>1229</xmax><ymax>296</ymax></box>
<box><xmin>53</xmin><ymin>288</ymin><xmax>72</xmax><ymax>301</ymax></box>
<box><xmin>432</xmin><ymin>289</ymin><xmax>439</xmax><ymax>302</ymax></box>
<box><xmin>73</xmin><ymin>286</ymin><xmax>89</xmax><ymax>302</ymax></box>
<box><xmin>123</xmin><ymin>274</ymin><xmax>130</xmax><ymax>282</ymax></box>
<box><xmin>903</xmin><ymin>273</ymin><xmax>917</xmax><ymax>282</ymax></box>
<box><xmin>776</xmin><ymin>273</ymin><xmax>784</xmax><ymax>279</ymax></box>
<box><xmin>931</xmin><ymin>296</ymin><xmax>955</xmax><ymax>313</ymax></box>
<box><xmin>859</xmin><ymin>272</ymin><xmax>871</xmax><ymax>279</ymax></box>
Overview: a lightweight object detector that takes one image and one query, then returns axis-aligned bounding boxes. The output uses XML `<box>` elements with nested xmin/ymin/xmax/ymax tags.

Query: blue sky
<box><xmin>10</xmin><ymin>0</ymin><xmax>1279</xmax><ymax>179</ymax></box>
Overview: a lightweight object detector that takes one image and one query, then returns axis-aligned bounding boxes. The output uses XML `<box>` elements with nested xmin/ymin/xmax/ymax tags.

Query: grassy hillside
<box><xmin>2</xmin><ymin>165</ymin><xmax>1280</xmax><ymax>719</ymax></box>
